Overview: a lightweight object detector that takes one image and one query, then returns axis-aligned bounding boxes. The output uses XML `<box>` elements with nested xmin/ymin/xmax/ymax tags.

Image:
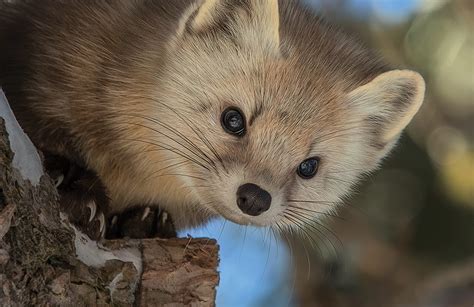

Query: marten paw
<box><xmin>58</xmin><ymin>172</ymin><xmax>110</xmax><ymax>241</ymax></box>
<box><xmin>106</xmin><ymin>207</ymin><xmax>177</xmax><ymax>239</ymax></box>
<box><xmin>44</xmin><ymin>153</ymin><xmax>86</xmax><ymax>189</ymax></box>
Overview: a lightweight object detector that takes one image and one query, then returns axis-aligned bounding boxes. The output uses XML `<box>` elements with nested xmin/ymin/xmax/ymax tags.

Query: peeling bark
<box><xmin>0</xmin><ymin>89</ymin><xmax>219</xmax><ymax>306</ymax></box>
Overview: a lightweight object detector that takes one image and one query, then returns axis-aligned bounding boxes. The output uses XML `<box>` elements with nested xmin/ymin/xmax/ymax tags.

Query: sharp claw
<box><xmin>87</xmin><ymin>201</ymin><xmax>97</xmax><ymax>222</ymax></box>
<box><xmin>141</xmin><ymin>207</ymin><xmax>151</xmax><ymax>221</ymax></box>
<box><xmin>161</xmin><ymin>211</ymin><xmax>169</xmax><ymax>224</ymax></box>
<box><xmin>98</xmin><ymin>213</ymin><xmax>106</xmax><ymax>235</ymax></box>
<box><xmin>111</xmin><ymin>215</ymin><xmax>118</xmax><ymax>226</ymax></box>
<box><xmin>54</xmin><ymin>174</ymin><xmax>64</xmax><ymax>188</ymax></box>
<box><xmin>100</xmin><ymin>221</ymin><xmax>106</xmax><ymax>239</ymax></box>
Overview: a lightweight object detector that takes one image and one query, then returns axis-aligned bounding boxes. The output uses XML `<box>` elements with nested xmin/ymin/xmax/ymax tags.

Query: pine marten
<box><xmin>0</xmin><ymin>0</ymin><xmax>425</xmax><ymax>240</ymax></box>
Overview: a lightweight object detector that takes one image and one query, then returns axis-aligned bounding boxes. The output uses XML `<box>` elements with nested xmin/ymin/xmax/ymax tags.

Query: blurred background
<box><xmin>185</xmin><ymin>0</ymin><xmax>474</xmax><ymax>306</ymax></box>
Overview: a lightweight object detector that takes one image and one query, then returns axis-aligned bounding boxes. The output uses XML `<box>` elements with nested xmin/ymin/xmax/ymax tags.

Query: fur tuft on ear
<box><xmin>348</xmin><ymin>70</ymin><xmax>425</xmax><ymax>146</ymax></box>
<box><xmin>188</xmin><ymin>0</ymin><xmax>280</xmax><ymax>50</ymax></box>
<box><xmin>189</xmin><ymin>0</ymin><xmax>222</xmax><ymax>31</ymax></box>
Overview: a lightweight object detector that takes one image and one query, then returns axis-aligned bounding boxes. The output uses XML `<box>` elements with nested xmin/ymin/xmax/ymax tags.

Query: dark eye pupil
<box><xmin>228</xmin><ymin>113</ymin><xmax>242</xmax><ymax>129</ymax></box>
<box><xmin>298</xmin><ymin>158</ymin><xmax>320</xmax><ymax>179</ymax></box>
<box><xmin>221</xmin><ymin>107</ymin><xmax>246</xmax><ymax>136</ymax></box>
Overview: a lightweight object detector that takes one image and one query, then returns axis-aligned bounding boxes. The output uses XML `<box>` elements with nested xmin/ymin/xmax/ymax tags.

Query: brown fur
<box><xmin>0</xmin><ymin>0</ymin><xmax>424</xmax><ymax>230</ymax></box>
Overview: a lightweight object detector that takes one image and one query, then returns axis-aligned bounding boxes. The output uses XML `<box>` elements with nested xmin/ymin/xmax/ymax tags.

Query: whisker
<box><xmin>287</xmin><ymin>205</ymin><xmax>345</xmax><ymax>221</ymax></box>
<box><xmin>142</xmin><ymin>116</ymin><xmax>219</xmax><ymax>173</ymax></box>
<box><xmin>288</xmin><ymin>210</ymin><xmax>343</xmax><ymax>252</ymax></box>
<box><xmin>121</xmin><ymin>118</ymin><xmax>218</xmax><ymax>173</ymax></box>
<box><xmin>142</xmin><ymin>160</ymin><xmax>191</xmax><ymax>182</ymax></box>
<box><xmin>124</xmin><ymin>138</ymin><xmax>212</xmax><ymax>172</ymax></box>
<box><xmin>279</xmin><ymin>223</ymin><xmax>298</xmax><ymax>306</ymax></box>
<box><xmin>149</xmin><ymin>99</ymin><xmax>224</xmax><ymax>172</ymax></box>
<box><xmin>327</xmin><ymin>168</ymin><xmax>368</xmax><ymax>174</ymax></box>
<box><xmin>259</xmin><ymin>227</ymin><xmax>273</xmax><ymax>282</ymax></box>
<box><xmin>123</xmin><ymin>113</ymin><xmax>216</xmax><ymax>166</ymax></box>
<box><xmin>283</xmin><ymin>213</ymin><xmax>328</xmax><ymax>251</ymax></box>
<box><xmin>283</xmin><ymin>211</ymin><xmax>340</xmax><ymax>260</ymax></box>
<box><xmin>239</xmin><ymin>225</ymin><xmax>248</xmax><ymax>261</ymax></box>
<box><xmin>147</xmin><ymin>173</ymin><xmax>207</xmax><ymax>181</ymax></box>
<box><xmin>288</xmin><ymin>199</ymin><xmax>339</xmax><ymax>205</ymax></box>
<box><xmin>290</xmin><ymin>192</ymin><xmax>369</xmax><ymax>218</ymax></box>
<box><xmin>217</xmin><ymin>219</ymin><xmax>227</xmax><ymax>242</ymax></box>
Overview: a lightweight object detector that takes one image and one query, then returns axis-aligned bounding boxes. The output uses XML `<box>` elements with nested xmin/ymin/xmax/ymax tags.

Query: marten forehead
<box><xmin>181</xmin><ymin>47</ymin><xmax>352</xmax><ymax>127</ymax></box>
<box><xmin>247</xmin><ymin>103</ymin><xmax>347</xmax><ymax>153</ymax></box>
<box><xmin>244</xmin><ymin>65</ymin><xmax>349</xmax><ymax>128</ymax></box>
<box><xmin>191</xmin><ymin>60</ymin><xmax>350</xmax><ymax>130</ymax></box>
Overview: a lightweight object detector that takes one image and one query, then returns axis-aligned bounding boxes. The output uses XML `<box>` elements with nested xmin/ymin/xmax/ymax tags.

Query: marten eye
<box><xmin>221</xmin><ymin>107</ymin><xmax>246</xmax><ymax>136</ymax></box>
<box><xmin>297</xmin><ymin>157</ymin><xmax>320</xmax><ymax>179</ymax></box>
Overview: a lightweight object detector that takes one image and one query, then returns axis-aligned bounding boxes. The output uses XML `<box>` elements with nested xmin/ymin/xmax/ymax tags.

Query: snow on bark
<box><xmin>0</xmin><ymin>89</ymin><xmax>43</xmax><ymax>186</ymax></box>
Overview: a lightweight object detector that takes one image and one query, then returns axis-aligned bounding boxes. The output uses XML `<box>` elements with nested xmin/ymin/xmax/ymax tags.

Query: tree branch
<box><xmin>0</xmin><ymin>89</ymin><xmax>219</xmax><ymax>306</ymax></box>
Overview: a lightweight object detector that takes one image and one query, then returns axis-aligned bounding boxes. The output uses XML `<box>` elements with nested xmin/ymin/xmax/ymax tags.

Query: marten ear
<box><xmin>348</xmin><ymin>70</ymin><xmax>425</xmax><ymax>151</ymax></box>
<box><xmin>189</xmin><ymin>0</ymin><xmax>222</xmax><ymax>31</ymax></box>
<box><xmin>188</xmin><ymin>0</ymin><xmax>280</xmax><ymax>50</ymax></box>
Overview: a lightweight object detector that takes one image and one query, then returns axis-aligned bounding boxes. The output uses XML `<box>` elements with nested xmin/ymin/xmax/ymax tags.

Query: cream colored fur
<box><xmin>1</xmin><ymin>0</ymin><xmax>425</xmax><ymax>230</ymax></box>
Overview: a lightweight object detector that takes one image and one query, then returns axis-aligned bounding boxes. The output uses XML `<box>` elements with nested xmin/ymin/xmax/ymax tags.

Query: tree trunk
<box><xmin>0</xmin><ymin>89</ymin><xmax>219</xmax><ymax>306</ymax></box>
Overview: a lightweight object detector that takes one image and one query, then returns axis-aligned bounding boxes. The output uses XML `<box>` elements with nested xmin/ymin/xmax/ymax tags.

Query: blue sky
<box><xmin>181</xmin><ymin>220</ymin><xmax>292</xmax><ymax>307</ymax></box>
<box><xmin>306</xmin><ymin>0</ymin><xmax>421</xmax><ymax>24</ymax></box>
<box><xmin>185</xmin><ymin>1</ymin><xmax>421</xmax><ymax>306</ymax></box>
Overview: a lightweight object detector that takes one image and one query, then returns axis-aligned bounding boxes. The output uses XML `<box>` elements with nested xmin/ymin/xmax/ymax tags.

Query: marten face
<box><xmin>145</xmin><ymin>0</ymin><xmax>425</xmax><ymax>228</ymax></box>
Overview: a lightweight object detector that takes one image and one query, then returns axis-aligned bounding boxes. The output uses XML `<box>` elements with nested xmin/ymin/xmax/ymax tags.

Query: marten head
<box><xmin>141</xmin><ymin>0</ymin><xmax>425</xmax><ymax>229</ymax></box>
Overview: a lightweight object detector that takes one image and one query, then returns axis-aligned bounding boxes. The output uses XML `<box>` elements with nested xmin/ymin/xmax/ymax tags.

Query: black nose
<box><xmin>236</xmin><ymin>183</ymin><xmax>272</xmax><ymax>216</ymax></box>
